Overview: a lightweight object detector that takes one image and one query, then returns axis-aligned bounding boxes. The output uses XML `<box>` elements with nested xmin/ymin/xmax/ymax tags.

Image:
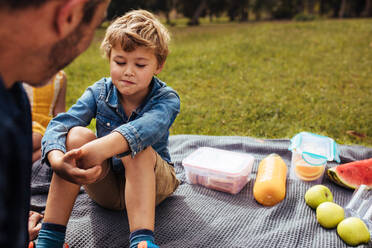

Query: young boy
<box><xmin>36</xmin><ymin>10</ymin><xmax>180</xmax><ymax>248</ymax></box>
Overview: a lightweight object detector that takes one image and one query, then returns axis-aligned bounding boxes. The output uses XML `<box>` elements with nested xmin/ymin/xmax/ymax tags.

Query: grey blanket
<box><xmin>31</xmin><ymin>135</ymin><xmax>372</xmax><ymax>248</ymax></box>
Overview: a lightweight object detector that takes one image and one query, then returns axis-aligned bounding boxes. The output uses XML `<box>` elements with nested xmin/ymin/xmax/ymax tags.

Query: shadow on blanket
<box><xmin>31</xmin><ymin>135</ymin><xmax>372</xmax><ymax>248</ymax></box>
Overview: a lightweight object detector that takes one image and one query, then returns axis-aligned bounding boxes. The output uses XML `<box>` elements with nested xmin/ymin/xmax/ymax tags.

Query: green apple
<box><xmin>316</xmin><ymin>202</ymin><xmax>344</xmax><ymax>228</ymax></box>
<box><xmin>337</xmin><ymin>217</ymin><xmax>370</xmax><ymax>246</ymax></box>
<box><xmin>304</xmin><ymin>185</ymin><xmax>333</xmax><ymax>209</ymax></box>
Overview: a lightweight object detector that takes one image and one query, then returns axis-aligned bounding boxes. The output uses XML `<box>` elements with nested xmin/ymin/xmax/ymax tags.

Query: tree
<box><xmin>270</xmin><ymin>0</ymin><xmax>299</xmax><ymax>19</ymax></box>
<box><xmin>106</xmin><ymin>0</ymin><xmax>149</xmax><ymax>20</ymax></box>
<box><xmin>362</xmin><ymin>0</ymin><xmax>372</xmax><ymax>16</ymax></box>
<box><xmin>339</xmin><ymin>0</ymin><xmax>348</xmax><ymax>18</ymax></box>
<box><xmin>227</xmin><ymin>0</ymin><xmax>250</xmax><ymax>22</ymax></box>
<box><xmin>148</xmin><ymin>0</ymin><xmax>176</xmax><ymax>25</ymax></box>
<box><xmin>176</xmin><ymin>0</ymin><xmax>208</xmax><ymax>25</ymax></box>
<box><xmin>252</xmin><ymin>0</ymin><xmax>276</xmax><ymax>20</ymax></box>
<box><xmin>191</xmin><ymin>0</ymin><xmax>208</xmax><ymax>25</ymax></box>
<box><xmin>208</xmin><ymin>0</ymin><xmax>228</xmax><ymax>21</ymax></box>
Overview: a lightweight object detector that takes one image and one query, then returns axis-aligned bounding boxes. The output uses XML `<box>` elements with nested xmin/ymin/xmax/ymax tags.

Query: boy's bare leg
<box><xmin>122</xmin><ymin>147</ymin><xmax>157</xmax><ymax>232</ymax></box>
<box><xmin>43</xmin><ymin>127</ymin><xmax>97</xmax><ymax>226</ymax></box>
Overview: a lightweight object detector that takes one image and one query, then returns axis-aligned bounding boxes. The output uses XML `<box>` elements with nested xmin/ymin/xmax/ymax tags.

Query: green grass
<box><xmin>65</xmin><ymin>18</ymin><xmax>372</xmax><ymax>147</ymax></box>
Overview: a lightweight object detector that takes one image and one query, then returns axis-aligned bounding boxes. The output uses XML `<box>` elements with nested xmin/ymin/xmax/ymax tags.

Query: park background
<box><xmin>64</xmin><ymin>0</ymin><xmax>372</xmax><ymax>147</ymax></box>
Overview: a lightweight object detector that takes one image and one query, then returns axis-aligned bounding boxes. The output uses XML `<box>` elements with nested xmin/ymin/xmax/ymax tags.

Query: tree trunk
<box><xmin>240</xmin><ymin>8</ymin><xmax>249</xmax><ymax>22</ymax></box>
<box><xmin>228</xmin><ymin>8</ymin><xmax>237</xmax><ymax>21</ymax></box>
<box><xmin>319</xmin><ymin>0</ymin><xmax>325</xmax><ymax>15</ymax></box>
<box><xmin>362</xmin><ymin>0</ymin><xmax>372</xmax><ymax>17</ymax></box>
<box><xmin>339</xmin><ymin>0</ymin><xmax>348</xmax><ymax>18</ymax></box>
<box><xmin>165</xmin><ymin>11</ymin><xmax>171</xmax><ymax>25</ymax></box>
<box><xmin>254</xmin><ymin>10</ymin><xmax>261</xmax><ymax>21</ymax></box>
<box><xmin>298</xmin><ymin>1</ymin><xmax>305</xmax><ymax>13</ymax></box>
<box><xmin>189</xmin><ymin>0</ymin><xmax>207</xmax><ymax>26</ymax></box>
<box><xmin>307</xmin><ymin>0</ymin><xmax>315</xmax><ymax>14</ymax></box>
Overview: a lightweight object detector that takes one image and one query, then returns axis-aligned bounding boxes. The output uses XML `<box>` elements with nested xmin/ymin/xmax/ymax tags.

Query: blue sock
<box><xmin>36</xmin><ymin>223</ymin><xmax>66</xmax><ymax>248</ymax></box>
<box><xmin>129</xmin><ymin>229</ymin><xmax>159</xmax><ymax>248</ymax></box>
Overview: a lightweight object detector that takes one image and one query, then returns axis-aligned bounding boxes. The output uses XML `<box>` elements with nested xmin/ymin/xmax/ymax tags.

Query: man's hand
<box><xmin>49</xmin><ymin>149</ymin><xmax>104</xmax><ymax>185</ymax></box>
<box><xmin>28</xmin><ymin>211</ymin><xmax>43</xmax><ymax>241</ymax></box>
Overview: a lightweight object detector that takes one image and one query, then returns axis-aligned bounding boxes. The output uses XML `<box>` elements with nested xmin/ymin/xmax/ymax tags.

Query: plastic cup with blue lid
<box><xmin>289</xmin><ymin>132</ymin><xmax>340</xmax><ymax>182</ymax></box>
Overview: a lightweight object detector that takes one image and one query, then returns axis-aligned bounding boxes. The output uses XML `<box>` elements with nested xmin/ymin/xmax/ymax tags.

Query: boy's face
<box><xmin>110</xmin><ymin>45</ymin><xmax>163</xmax><ymax>100</ymax></box>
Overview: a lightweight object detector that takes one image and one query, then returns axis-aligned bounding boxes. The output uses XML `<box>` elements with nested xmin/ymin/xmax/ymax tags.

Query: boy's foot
<box><xmin>29</xmin><ymin>241</ymin><xmax>69</xmax><ymax>248</ymax></box>
<box><xmin>129</xmin><ymin>229</ymin><xmax>159</xmax><ymax>248</ymax></box>
<box><xmin>136</xmin><ymin>240</ymin><xmax>159</xmax><ymax>248</ymax></box>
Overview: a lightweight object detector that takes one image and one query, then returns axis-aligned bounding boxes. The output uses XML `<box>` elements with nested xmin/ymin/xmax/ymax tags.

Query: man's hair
<box><xmin>100</xmin><ymin>9</ymin><xmax>170</xmax><ymax>66</ymax></box>
<box><xmin>0</xmin><ymin>0</ymin><xmax>100</xmax><ymax>24</ymax></box>
<box><xmin>0</xmin><ymin>0</ymin><xmax>46</xmax><ymax>9</ymax></box>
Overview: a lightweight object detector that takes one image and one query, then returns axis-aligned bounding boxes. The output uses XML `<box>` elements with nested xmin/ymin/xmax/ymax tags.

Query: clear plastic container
<box><xmin>362</xmin><ymin>200</ymin><xmax>372</xmax><ymax>234</ymax></box>
<box><xmin>288</xmin><ymin>132</ymin><xmax>340</xmax><ymax>183</ymax></box>
<box><xmin>182</xmin><ymin>147</ymin><xmax>254</xmax><ymax>194</ymax></box>
<box><xmin>290</xmin><ymin>150</ymin><xmax>326</xmax><ymax>182</ymax></box>
<box><xmin>345</xmin><ymin>185</ymin><xmax>371</xmax><ymax>218</ymax></box>
<box><xmin>344</xmin><ymin>185</ymin><xmax>372</xmax><ymax>235</ymax></box>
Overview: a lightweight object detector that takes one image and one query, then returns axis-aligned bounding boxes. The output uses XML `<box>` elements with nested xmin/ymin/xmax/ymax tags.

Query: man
<box><xmin>0</xmin><ymin>0</ymin><xmax>110</xmax><ymax>247</ymax></box>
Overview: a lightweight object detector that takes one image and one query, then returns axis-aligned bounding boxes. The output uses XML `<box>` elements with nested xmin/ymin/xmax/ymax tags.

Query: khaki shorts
<box><xmin>84</xmin><ymin>152</ymin><xmax>180</xmax><ymax>210</ymax></box>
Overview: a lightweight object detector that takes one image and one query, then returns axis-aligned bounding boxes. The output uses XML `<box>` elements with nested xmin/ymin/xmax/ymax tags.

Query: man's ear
<box><xmin>55</xmin><ymin>0</ymin><xmax>88</xmax><ymax>37</ymax></box>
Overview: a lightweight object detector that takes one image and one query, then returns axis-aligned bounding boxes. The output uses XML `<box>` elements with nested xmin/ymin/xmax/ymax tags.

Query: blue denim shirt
<box><xmin>41</xmin><ymin>76</ymin><xmax>180</xmax><ymax>171</ymax></box>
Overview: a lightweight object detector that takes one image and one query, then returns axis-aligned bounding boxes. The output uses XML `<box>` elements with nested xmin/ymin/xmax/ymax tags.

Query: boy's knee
<box><xmin>122</xmin><ymin>146</ymin><xmax>156</xmax><ymax>171</ymax></box>
<box><xmin>66</xmin><ymin>126</ymin><xmax>96</xmax><ymax>150</ymax></box>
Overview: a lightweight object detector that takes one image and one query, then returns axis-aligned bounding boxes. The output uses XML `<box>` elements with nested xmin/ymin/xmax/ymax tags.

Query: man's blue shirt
<box><xmin>42</xmin><ymin>76</ymin><xmax>180</xmax><ymax>171</ymax></box>
<box><xmin>0</xmin><ymin>77</ymin><xmax>32</xmax><ymax>247</ymax></box>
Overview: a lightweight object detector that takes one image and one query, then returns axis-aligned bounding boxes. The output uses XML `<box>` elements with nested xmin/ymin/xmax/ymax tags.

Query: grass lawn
<box><xmin>65</xmin><ymin>18</ymin><xmax>372</xmax><ymax>147</ymax></box>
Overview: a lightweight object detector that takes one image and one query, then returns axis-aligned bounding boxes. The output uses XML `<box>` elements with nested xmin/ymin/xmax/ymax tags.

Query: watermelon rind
<box><xmin>327</xmin><ymin>166</ymin><xmax>372</xmax><ymax>190</ymax></box>
<box><xmin>327</xmin><ymin>167</ymin><xmax>355</xmax><ymax>189</ymax></box>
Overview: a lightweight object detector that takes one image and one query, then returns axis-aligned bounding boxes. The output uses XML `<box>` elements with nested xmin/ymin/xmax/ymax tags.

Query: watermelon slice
<box><xmin>327</xmin><ymin>158</ymin><xmax>372</xmax><ymax>189</ymax></box>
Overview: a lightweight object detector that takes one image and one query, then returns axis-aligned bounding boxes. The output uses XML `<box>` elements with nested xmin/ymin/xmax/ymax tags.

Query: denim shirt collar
<box><xmin>105</xmin><ymin>77</ymin><xmax>162</xmax><ymax>115</ymax></box>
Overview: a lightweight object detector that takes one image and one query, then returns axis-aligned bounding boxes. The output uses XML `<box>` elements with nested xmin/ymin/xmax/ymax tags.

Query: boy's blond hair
<box><xmin>101</xmin><ymin>10</ymin><xmax>170</xmax><ymax>67</ymax></box>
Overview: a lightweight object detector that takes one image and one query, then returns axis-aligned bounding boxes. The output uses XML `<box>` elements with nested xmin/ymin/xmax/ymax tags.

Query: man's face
<box><xmin>37</xmin><ymin>0</ymin><xmax>110</xmax><ymax>86</ymax></box>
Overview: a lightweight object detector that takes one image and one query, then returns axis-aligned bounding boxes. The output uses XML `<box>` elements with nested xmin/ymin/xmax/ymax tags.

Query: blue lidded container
<box><xmin>288</xmin><ymin>132</ymin><xmax>340</xmax><ymax>182</ymax></box>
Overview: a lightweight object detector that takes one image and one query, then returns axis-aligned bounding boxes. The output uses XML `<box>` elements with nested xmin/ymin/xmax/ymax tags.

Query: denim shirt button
<box><xmin>106</xmin><ymin>122</ymin><xmax>110</xmax><ymax>127</ymax></box>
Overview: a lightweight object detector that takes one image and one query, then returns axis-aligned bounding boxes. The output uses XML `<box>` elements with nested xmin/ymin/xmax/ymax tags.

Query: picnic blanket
<box><xmin>31</xmin><ymin>135</ymin><xmax>372</xmax><ymax>248</ymax></box>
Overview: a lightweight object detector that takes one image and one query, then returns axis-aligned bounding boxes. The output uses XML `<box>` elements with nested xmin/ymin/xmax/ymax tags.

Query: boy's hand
<box><xmin>50</xmin><ymin>149</ymin><xmax>104</xmax><ymax>185</ymax></box>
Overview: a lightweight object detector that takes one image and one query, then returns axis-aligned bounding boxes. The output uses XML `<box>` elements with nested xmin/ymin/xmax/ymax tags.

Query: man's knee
<box><xmin>66</xmin><ymin>126</ymin><xmax>96</xmax><ymax>150</ymax></box>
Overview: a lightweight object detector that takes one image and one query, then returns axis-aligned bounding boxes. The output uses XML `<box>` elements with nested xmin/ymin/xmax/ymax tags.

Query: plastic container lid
<box><xmin>182</xmin><ymin>147</ymin><xmax>254</xmax><ymax>176</ymax></box>
<box><xmin>288</xmin><ymin>132</ymin><xmax>340</xmax><ymax>166</ymax></box>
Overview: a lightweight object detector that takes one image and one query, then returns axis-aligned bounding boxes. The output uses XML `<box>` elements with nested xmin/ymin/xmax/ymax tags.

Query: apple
<box><xmin>316</xmin><ymin>202</ymin><xmax>344</xmax><ymax>228</ymax></box>
<box><xmin>337</xmin><ymin>217</ymin><xmax>370</xmax><ymax>246</ymax></box>
<box><xmin>304</xmin><ymin>184</ymin><xmax>333</xmax><ymax>209</ymax></box>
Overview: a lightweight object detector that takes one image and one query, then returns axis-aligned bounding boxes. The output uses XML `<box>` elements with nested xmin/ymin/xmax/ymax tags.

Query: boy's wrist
<box><xmin>104</xmin><ymin>131</ymin><xmax>130</xmax><ymax>158</ymax></box>
<box><xmin>86</xmin><ymin>131</ymin><xmax>129</xmax><ymax>160</ymax></box>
